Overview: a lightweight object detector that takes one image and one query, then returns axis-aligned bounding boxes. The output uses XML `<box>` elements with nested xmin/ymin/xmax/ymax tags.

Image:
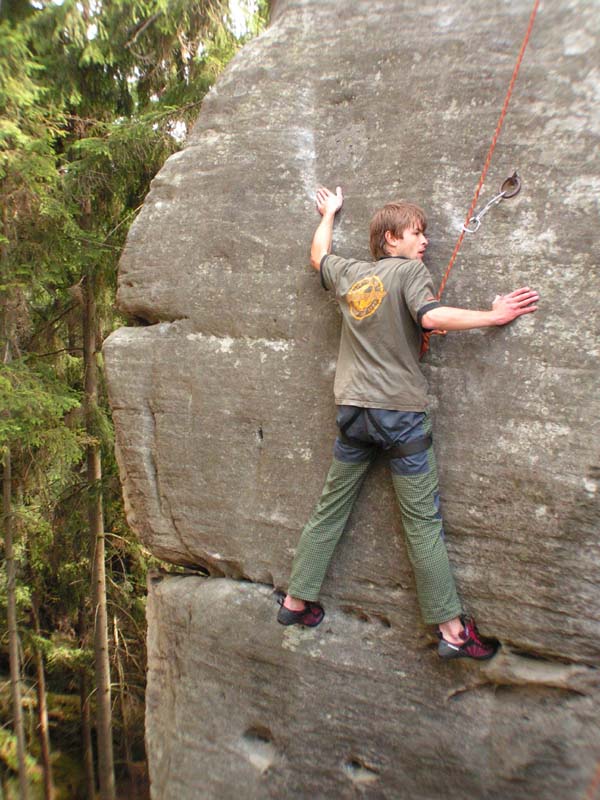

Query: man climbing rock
<box><xmin>277</xmin><ymin>185</ymin><xmax>539</xmax><ymax>660</ymax></box>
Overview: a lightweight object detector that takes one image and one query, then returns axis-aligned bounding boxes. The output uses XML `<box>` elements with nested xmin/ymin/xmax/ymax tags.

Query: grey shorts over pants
<box><xmin>287</xmin><ymin>406</ymin><xmax>463</xmax><ymax>625</ymax></box>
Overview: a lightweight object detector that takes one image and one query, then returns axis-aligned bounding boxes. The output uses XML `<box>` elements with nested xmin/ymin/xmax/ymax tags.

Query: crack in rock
<box><xmin>343</xmin><ymin>757</ymin><xmax>380</xmax><ymax>785</ymax></box>
<box><xmin>446</xmin><ymin>647</ymin><xmax>599</xmax><ymax>700</ymax></box>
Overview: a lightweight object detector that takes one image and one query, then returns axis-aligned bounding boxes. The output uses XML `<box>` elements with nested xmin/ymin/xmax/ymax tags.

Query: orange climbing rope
<box><xmin>420</xmin><ymin>0</ymin><xmax>541</xmax><ymax>358</ymax></box>
<box><xmin>585</xmin><ymin>758</ymin><xmax>600</xmax><ymax>800</ymax></box>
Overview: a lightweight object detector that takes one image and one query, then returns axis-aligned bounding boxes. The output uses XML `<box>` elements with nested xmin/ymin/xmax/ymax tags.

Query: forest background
<box><xmin>0</xmin><ymin>1</ymin><xmax>267</xmax><ymax>797</ymax></box>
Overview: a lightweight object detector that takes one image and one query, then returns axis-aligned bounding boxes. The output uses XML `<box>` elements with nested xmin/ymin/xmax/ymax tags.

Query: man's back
<box><xmin>320</xmin><ymin>253</ymin><xmax>437</xmax><ymax>411</ymax></box>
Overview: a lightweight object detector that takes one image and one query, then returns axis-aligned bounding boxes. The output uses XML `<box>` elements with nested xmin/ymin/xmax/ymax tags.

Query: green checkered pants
<box><xmin>287</xmin><ymin>409</ymin><xmax>463</xmax><ymax>625</ymax></box>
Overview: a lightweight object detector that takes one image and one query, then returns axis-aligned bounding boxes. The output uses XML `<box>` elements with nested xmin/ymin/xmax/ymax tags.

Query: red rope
<box><xmin>421</xmin><ymin>0</ymin><xmax>540</xmax><ymax>357</ymax></box>
<box><xmin>585</xmin><ymin>759</ymin><xmax>600</xmax><ymax>800</ymax></box>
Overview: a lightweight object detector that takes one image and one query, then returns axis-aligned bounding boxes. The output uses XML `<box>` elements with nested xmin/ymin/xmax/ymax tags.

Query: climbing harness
<box><xmin>420</xmin><ymin>0</ymin><xmax>540</xmax><ymax>358</ymax></box>
<box><xmin>337</xmin><ymin>408</ymin><xmax>432</xmax><ymax>459</ymax></box>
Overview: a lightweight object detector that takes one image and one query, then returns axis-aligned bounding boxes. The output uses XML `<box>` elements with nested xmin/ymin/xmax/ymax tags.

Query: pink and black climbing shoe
<box><xmin>277</xmin><ymin>598</ymin><xmax>325</xmax><ymax>628</ymax></box>
<box><xmin>437</xmin><ymin>616</ymin><xmax>498</xmax><ymax>661</ymax></box>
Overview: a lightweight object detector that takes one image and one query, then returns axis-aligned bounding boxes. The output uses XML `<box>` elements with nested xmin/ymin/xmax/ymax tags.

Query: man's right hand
<box><xmin>491</xmin><ymin>287</ymin><xmax>539</xmax><ymax>325</ymax></box>
<box><xmin>310</xmin><ymin>186</ymin><xmax>343</xmax><ymax>270</ymax></box>
<box><xmin>316</xmin><ymin>186</ymin><xmax>343</xmax><ymax>217</ymax></box>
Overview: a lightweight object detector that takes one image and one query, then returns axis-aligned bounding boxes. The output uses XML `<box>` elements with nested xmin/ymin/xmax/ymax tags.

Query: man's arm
<box><xmin>310</xmin><ymin>185</ymin><xmax>343</xmax><ymax>271</ymax></box>
<box><xmin>421</xmin><ymin>287</ymin><xmax>539</xmax><ymax>330</ymax></box>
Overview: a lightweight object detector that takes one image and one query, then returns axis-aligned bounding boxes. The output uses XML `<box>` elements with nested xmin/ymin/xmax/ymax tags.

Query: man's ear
<box><xmin>384</xmin><ymin>229</ymin><xmax>401</xmax><ymax>246</ymax></box>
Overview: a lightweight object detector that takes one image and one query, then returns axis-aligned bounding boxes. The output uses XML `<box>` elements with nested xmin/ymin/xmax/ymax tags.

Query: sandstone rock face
<box><xmin>103</xmin><ymin>0</ymin><xmax>600</xmax><ymax>797</ymax></box>
<box><xmin>146</xmin><ymin>576</ymin><xmax>600</xmax><ymax>800</ymax></box>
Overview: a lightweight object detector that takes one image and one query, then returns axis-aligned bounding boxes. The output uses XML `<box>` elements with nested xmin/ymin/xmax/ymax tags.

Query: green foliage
<box><xmin>0</xmin><ymin>726</ymin><xmax>41</xmax><ymax>779</ymax></box>
<box><xmin>28</xmin><ymin>633</ymin><xmax>94</xmax><ymax>672</ymax></box>
<box><xmin>0</xmin><ymin>0</ymin><xmax>268</xmax><ymax>794</ymax></box>
<box><xmin>0</xmin><ymin>361</ymin><xmax>81</xmax><ymax>455</ymax></box>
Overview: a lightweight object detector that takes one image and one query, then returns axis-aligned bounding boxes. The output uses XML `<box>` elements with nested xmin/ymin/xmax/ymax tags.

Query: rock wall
<box><xmin>103</xmin><ymin>1</ymin><xmax>600</xmax><ymax>797</ymax></box>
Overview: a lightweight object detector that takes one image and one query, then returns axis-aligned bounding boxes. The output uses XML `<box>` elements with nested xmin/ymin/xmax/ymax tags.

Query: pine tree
<box><xmin>0</xmin><ymin>0</ymin><xmax>268</xmax><ymax>794</ymax></box>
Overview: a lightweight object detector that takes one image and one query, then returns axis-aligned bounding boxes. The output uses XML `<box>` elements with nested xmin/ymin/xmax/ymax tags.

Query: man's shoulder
<box><xmin>321</xmin><ymin>253</ymin><xmax>372</xmax><ymax>291</ymax></box>
<box><xmin>321</xmin><ymin>253</ymin><xmax>374</xmax><ymax>280</ymax></box>
<box><xmin>376</xmin><ymin>257</ymin><xmax>424</xmax><ymax>271</ymax></box>
<box><xmin>324</xmin><ymin>252</ymin><xmax>373</xmax><ymax>267</ymax></box>
<box><xmin>376</xmin><ymin>258</ymin><xmax>428</xmax><ymax>282</ymax></box>
<box><xmin>380</xmin><ymin>257</ymin><xmax>423</xmax><ymax>267</ymax></box>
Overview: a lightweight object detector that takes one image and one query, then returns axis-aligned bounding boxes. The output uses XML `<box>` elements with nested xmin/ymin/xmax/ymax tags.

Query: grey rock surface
<box><xmin>146</xmin><ymin>575</ymin><xmax>600</xmax><ymax>800</ymax></box>
<box><xmin>103</xmin><ymin>0</ymin><xmax>600</xmax><ymax>796</ymax></box>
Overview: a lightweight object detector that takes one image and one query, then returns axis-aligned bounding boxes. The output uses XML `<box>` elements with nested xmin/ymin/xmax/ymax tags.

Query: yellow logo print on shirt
<box><xmin>346</xmin><ymin>275</ymin><xmax>387</xmax><ymax>320</ymax></box>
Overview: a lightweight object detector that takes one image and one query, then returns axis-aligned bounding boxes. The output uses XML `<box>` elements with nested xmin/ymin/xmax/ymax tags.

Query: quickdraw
<box><xmin>462</xmin><ymin>172</ymin><xmax>521</xmax><ymax>234</ymax></box>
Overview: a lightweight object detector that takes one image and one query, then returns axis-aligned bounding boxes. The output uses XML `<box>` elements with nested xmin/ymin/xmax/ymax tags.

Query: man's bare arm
<box><xmin>310</xmin><ymin>186</ymin><xmax>343</xmax><ymax>270</ymax></box>
<box><xmin>421</xmin><ymin>287</ymin><xmax>539</xmax><ymax>331</ymax></box>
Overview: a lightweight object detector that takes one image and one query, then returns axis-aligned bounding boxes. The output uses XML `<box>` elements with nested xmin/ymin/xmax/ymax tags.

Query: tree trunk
<box><xmin>80</xmin><ymin>670</ymin><xmax>96</xmax><ymax>800</ymax></box>
<box><xmin>77</xmin><ymin>604</ymin><xmax>96</xmax><ymax>800</ymax></box>
<box><xmin>83</xmin><ymin>269</ymin><xmax>116</xmax><ymax>800</ymax></box>
<box><xmin>2</xmin><ymin>205</ymin><xmax>29</xmax><ymax>800</ymax></box>
<box><xmin>3</xmin><ymin>452</ymin><xmax>29</xmax><ymax>800</ymax></box>
<box><xmin>114</xmin><ymin>615</ymin><xmax>134</xmax><ymax>777</ymax></box>
<box><xmin>31</xmin><ymin>599</ymin><xmax>55</xmax><ymax>800</ymax></box>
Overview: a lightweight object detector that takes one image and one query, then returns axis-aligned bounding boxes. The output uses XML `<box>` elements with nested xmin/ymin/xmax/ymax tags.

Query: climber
<box><xmin>276</xmin><ymin>185</ymin><xmax>539</xmax><ymax>661</ymax></box>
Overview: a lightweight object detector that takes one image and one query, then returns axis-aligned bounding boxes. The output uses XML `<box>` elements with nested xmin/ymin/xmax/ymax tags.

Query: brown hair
<box><xmin>369</xmin><ymin>201</ymin><xmax>428</xmax><ymax>259</ymax></box>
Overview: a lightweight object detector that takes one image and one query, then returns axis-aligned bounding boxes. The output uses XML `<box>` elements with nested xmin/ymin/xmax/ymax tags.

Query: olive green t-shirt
<box><xmin>320</xmin><ymin>254</ymin><xmax>441</xmax><ymax>411</ymax></box>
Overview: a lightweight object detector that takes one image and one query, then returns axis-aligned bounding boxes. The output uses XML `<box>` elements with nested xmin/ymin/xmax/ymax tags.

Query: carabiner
<box><xmin>462</xmin><ymin>172</ymin><xmax>521</xmax><ymax>234</ymax></box>
<box><xmin>462</xmin><ymin>217</ymin><xmax>482</xmax><ymax>234</ymax></box>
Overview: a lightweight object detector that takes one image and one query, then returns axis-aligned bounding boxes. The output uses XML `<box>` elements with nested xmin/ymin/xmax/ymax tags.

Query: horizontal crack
<box><xmin>109</xmin><ymin>320</ymin><xmax>296</xmax><ymax>346</ymax></box>
<box><xmin>446</xmin><ymin>647</ymin><xmax>599</xmax><ymax>700</ymax></box>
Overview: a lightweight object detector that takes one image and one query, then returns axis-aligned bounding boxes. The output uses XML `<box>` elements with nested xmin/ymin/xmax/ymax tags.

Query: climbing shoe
<box><xmin>277</xmin><ymin>598</ymin><xmax>325</xmax><ymax>627</ymax></box>
<box><xmin>437</xmin><ymin>616</ymin><xmax>498</xmax><ymax>661</ymax></box>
